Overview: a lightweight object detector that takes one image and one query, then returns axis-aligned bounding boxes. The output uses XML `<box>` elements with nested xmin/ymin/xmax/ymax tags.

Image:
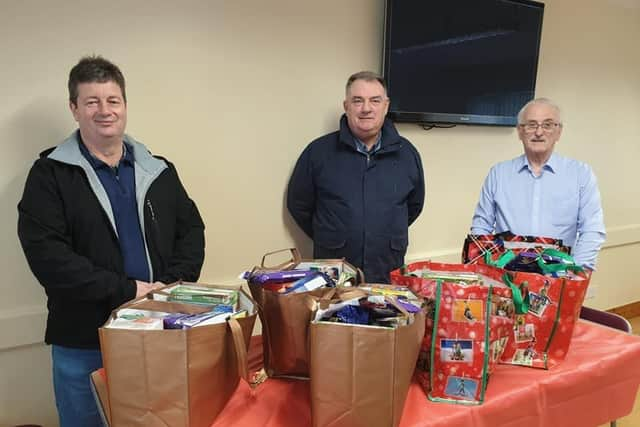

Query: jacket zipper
<box><xmin>146</xmin><ymin>199</ymin><xmax>167</xmax><ymax>274</ymax></box>
<box><xmin>147</xmin><ymin>199</ymin><xmax>156</xmax><ymax>222</ymax></box>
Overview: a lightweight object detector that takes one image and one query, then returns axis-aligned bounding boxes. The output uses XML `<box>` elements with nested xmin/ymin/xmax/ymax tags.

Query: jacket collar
<box><xmin>338</xmin><ymin>114</ymin><xmax>403</xmax><ymax>153</ymax></box>
<box><xmin>47</xmin><ymin>130</ymin><xmax>167</xmax><ymax>176</ymax></box>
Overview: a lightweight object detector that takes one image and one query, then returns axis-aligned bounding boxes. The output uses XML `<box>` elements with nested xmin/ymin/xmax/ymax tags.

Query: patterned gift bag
<box><xmin>391</xmin><ymin>262</ymin><xmax>513</xmax><ymax>403</ymax></box>
<box><xmin>462</xmin><ymin>231</ymin><xmax>569</xmax><ymax>265</ymax></box>
<box><xmin>499</xmin><ymin>266</ymin><xmax>590</xmax><ymax>369</ymax></box>
<box><xmin>391</xmin><ymin>262</ymin><xmax>475</xmax><ymax>392</ymax></box>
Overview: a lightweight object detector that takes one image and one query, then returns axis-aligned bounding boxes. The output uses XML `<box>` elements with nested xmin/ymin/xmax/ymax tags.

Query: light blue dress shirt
<box><xmin>471</xmin><ymin>153</ymin><xmax>606</xmax><ymax>269</ymax></box>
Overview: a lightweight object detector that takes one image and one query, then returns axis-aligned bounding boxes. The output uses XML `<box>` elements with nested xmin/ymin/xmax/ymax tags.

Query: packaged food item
<box><xmin>115</xmin><ymin>308</ymin><xmax>173</xmax><ymax>320</ymax></box>
<box><xmin>106</xmin><ymin>317</ymin><xmax>164</xmax><ymax>330</ymax></box>
<box><xmin>166</xmin><ymin>285</ymin><xmax>238</xmax><ymax>308</ymax></box>
<box><xmin>282</xmin><ymin>272</ymin><xmax>332</xmax><ymax>294</ymax></box>
<box><xmin>163</xmin><ymin>305</ymin><xmax>234</xmax><ymax>329</ymax></box>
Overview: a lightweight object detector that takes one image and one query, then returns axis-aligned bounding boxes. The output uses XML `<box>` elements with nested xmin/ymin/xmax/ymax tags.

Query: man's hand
<box><xmin>135</xmin><ymin>280</ymin><xmax>165</xmax><ymax>298</ymax></box>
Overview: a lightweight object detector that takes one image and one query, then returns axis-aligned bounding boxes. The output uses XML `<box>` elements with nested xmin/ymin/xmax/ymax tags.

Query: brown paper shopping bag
<box><xmin>309</xmin><ymin>289</ymin><xmax>424</xmax><ymax>427</ymax></box>
<box><xmin>248</xmin><ymin>248</ymin><xmax>362</xmax><ymax>379</ymax></box>
<box><xmin>98</xmin><ymin>283</ymin><xmax>257</xmax><ymax>427</ymax></box>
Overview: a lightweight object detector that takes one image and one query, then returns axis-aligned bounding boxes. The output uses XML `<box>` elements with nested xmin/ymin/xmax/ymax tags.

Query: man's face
<box><xmin>70</xmin><ymin>81</ymin><xmax>127</xmax><ymax>145</ymax></box>
<box><xmin>343</xmin><ymin>79</ymin><xmax>389</xmax><ymax>142</ymax></box>
<box><xmin>517</xmin><ymin>102</ymin><xmax>562</xmax><ymax>159</ymax></box>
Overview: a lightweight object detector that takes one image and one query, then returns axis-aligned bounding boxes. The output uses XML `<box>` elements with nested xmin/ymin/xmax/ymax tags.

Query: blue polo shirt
<box><xmin>78</xmin><ymin>139</ymin><xmax>150</xmax><ymax>282</ymax></box>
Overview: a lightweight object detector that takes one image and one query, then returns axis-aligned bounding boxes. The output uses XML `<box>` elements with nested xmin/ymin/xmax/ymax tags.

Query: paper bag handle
<box><xmin>228</xmin><ymin>318</ymin><xmax>249</xmax><ymax>384</ymax></box>
<box><xmin>260</xmin><ymin>248</ymin><xmax>302</xmax><ymax>270</ymax></box>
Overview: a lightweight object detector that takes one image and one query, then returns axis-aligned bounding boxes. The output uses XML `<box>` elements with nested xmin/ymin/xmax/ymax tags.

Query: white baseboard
<box><xmin>0</xmin><ymin>305</ymin><xmax>47</xmax><ymax>351</ymax></box>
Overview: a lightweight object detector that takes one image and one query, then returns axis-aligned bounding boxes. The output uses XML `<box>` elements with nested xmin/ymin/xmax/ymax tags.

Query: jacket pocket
<box><xmin>315</xmin><ymin>230</ymin><xmax>347</xmax><ymax>250</ymax></box>
<box><xmin>314</xmin><ymin>230</ymin><xmax>347</xmax><ymax>260</ymax></box>
<box><xmin>390</xmin><ymin>235</ymin><xmax>408</xmax><ymax>252</ymax></box>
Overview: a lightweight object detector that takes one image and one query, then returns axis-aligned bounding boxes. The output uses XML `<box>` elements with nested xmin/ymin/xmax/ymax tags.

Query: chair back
<box><xmin>579</xmin><ymin>306</ymin><xmax>632</xmax><ymax>333</ymax></box>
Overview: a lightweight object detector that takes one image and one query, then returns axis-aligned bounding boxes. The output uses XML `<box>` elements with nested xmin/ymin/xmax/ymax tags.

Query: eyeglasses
<box><xmin>519</xmin><ymin>121</ymin><xmax>561</xmax><ymax>133</ymax></box>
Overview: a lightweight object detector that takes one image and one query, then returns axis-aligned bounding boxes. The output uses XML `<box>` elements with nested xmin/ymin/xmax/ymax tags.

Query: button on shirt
<box><xmin>78</xmin><ymin>141</ymin><xmax>151</xmax><ymax>282</ymax></box>
<box><xmin>471</xmin><ymin>153</ymin><xmax>605</xmax><ymax>269</ymax></box>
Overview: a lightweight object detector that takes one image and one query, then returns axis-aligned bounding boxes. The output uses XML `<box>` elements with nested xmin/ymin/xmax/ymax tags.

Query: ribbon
<box><xmin>484</xmin><ymin>249</ymin><xmax>516</xmax><ymax>268</ymax></box>
<box><xmin>536</xmin><ymin>248</ymin><xmax>584</xmax><ymax>275</ymax></box>
<box><xmin>503</xmin><ymin>273</ymin><xmax>530</xmax><ymax>314</ymax></box>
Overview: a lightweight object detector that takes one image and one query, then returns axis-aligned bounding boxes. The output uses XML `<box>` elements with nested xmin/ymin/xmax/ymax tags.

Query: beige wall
<box><xmin>1</xmin><ymin>0</ymin><xmax>638</xmax><ymax>425</ymax></box>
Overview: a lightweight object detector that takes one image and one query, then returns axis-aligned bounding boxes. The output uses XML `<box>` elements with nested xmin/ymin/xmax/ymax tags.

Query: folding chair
<box><xmin>579</xmin><ymin>306</ymin><xmax>633</xmax><ymax>427</ymax></box>
<box><xmin>579</xmin><ymin>306</ymin><xmax>632</xmax><ymax>334</ymax></box>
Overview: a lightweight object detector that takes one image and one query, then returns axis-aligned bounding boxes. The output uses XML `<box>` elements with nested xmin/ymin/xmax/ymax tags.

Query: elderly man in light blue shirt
<box><xmin>471</xmin><ymin>98</ymin><xmax>605</xmax><ymax>270</ymax></box>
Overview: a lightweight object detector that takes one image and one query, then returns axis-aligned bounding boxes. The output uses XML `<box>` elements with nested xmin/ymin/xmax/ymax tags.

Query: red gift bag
<box><xmin>466</xmin><ymin>235</ymin><xmax>592</xmax><ymax>370</ymax></box>
<box><xmin>390</xmin><ymin>262</ymin><xmax>513</xmax><ymax>404</ymax></box>
<box><xmin>499</xmin><ymin>268</ymin><xmax>590</xmax><ymax>369</ymax></box>
<box><xmin>462</xmin><ymin>231</ymin><xmax>569</xmax><ymax>265</ymax></box>
<box><xmin>391</xmin><ymin>262</ymin><xmax>475</xmax><ymax>392</ymax></box>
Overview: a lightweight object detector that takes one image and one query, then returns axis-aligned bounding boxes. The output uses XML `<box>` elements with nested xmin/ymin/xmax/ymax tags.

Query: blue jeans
<box><xmin>51</xmin><ymin>345</ymin><xmax>104</xmax><ymax>427</ymax></box>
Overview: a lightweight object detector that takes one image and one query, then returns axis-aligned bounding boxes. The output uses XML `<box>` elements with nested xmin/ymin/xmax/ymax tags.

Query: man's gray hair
<box><xmin>345</xmin><ymin>71</ymin><xmax>387</xmax><ymax>96</ymax></box>
<box><xmin>517</xmin><ymin>98</ymin><xmax>563</xmax><ymax>124</ymax></box>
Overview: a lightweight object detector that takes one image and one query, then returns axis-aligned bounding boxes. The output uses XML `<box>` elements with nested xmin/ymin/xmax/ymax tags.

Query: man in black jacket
<box><xmin>287</xmin><ymin>71</ymin><xmax>425</xmax><ymax>283</ymax></box>
<box><xmin>17</xmin><ymin>56</ymin><xmax>205</xmax><ymax>427</ymax></box>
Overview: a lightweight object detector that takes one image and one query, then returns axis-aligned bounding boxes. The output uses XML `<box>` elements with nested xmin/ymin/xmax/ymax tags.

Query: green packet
<box><xmin>167</xmin><ymin>285</ymin><xmax>239</xmax><ymax>306</ymax></box>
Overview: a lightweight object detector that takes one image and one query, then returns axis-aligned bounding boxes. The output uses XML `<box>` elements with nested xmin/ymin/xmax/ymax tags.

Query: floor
<box><xmin>597</xmin><ymin>317</ymin><xmax>640</xmax><ymax>427</ymax></box>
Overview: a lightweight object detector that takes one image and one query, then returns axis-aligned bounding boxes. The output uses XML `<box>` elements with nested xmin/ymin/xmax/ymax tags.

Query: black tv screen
<box><xmin>383</xmin><ymin>0</ymin><xmax>545</xmax><ymax>126</ymax></box>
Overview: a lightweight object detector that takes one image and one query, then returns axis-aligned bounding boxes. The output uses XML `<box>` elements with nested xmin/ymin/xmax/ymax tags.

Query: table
<box><xmin>212</xmin><ymin>320</ymin><xmax>640</xmax><ymax>427</ymax></box>
<box><xmin>93</xmin><ymin>320</ymin><xmax>640</xmax><ymax>427</ymax></box>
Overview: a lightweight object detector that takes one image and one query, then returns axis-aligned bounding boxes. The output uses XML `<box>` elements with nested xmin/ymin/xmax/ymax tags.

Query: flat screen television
<box><xmin>383</xmin><ymin>0</ymin><xmax>545</xmax><ymax>127</ymax></box>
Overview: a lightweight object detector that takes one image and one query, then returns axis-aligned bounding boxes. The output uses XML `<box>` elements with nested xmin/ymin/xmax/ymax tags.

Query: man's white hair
<box><xmin>517</xmin><ymin>98</ymin><xmax>563</xmax><ymax>125</ymax></box>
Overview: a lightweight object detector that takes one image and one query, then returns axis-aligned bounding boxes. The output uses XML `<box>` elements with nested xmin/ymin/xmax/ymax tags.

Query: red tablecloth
<box><xmin>211</xmin><ymin>320</ymin><xmax>640</xmax><ymax>427</ymax></box>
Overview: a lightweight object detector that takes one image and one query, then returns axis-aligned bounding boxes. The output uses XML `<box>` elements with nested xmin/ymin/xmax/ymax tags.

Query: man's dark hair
<box><xmin>68</xmin><ymin>55</ymin><xmax>126</xmax><ymax>106</ymax></box>
<box><xmin>345</xmin><ymin>71</ymin><xmax>387</xmax><ymax>95</ymax></box>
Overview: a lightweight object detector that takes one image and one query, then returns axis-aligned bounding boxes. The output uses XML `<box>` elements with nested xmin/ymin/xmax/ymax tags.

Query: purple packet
<box><xmin>251</xmin><ymin>270</ymin><xmax>314</xmax><ymax>285</ymax></box>
<box><xmin>396</xmin><ymin>299</ymin><xmax>421</xmax><ymax>313</ymax></box>
<box><xmin>519</xmin><ymin>251</ymin><xmax>540</xmax><ymax>259</ymax></box>
<box><xmin>163</xmin><ymin>313</ymin><xmax>191</xmax><ymax>329</ymax></box>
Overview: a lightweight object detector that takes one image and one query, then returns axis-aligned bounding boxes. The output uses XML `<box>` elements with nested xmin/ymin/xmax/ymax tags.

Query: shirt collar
<box><xmin>517</xmin><ymin>153</ymin><xmax>557</xmax><ymax>175</ymax></box>
<box><xmin>78</xmin><ymin>135</ymin><xmax>134</xmax><ymax>170</ymax></box>
<box><xmin>354</xmin><ymin>132</ymin><xmax>383</xmax><ymax>155</ymax></box>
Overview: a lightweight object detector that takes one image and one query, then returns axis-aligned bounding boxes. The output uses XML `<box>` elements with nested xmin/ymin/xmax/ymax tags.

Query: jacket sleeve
<box><xmin>154</xmin><ymin>163</ymin><xmax>205</xmax><ymax>284</ymax></box>
<box><xmin>408</xmin><ymin>146</ymin><xmax>426</xmax><ymax>226</ymax></box>
<box><xmin>287</xmin><ymin>145</ymin><xmax>316</xmax><ymax>238</ymax></box>
<box><xmin>17</xmin><ymin>159</ymin><xmax>136</xmax><ymax>305</ymax></box>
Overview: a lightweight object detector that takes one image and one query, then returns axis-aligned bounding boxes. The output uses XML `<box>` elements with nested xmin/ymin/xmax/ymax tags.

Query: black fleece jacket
<box><xmin>18</xmin><ymin>137</ymin><xmax>205</xmax><ymax>349</ymax></box>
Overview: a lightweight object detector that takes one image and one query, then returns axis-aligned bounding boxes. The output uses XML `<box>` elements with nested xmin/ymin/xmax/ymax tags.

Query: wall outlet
<box><xmin>585</xmin><ymin>285</ymin><xmax>597</xmax><ymax>300</ymax></box>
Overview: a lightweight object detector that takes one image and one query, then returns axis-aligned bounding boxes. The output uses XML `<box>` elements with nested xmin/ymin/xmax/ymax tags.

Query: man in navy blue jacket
<box><xmin>287</xmin><ymin>71</ymin><xmax>425</xmax><ymax>283</ymax></box>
